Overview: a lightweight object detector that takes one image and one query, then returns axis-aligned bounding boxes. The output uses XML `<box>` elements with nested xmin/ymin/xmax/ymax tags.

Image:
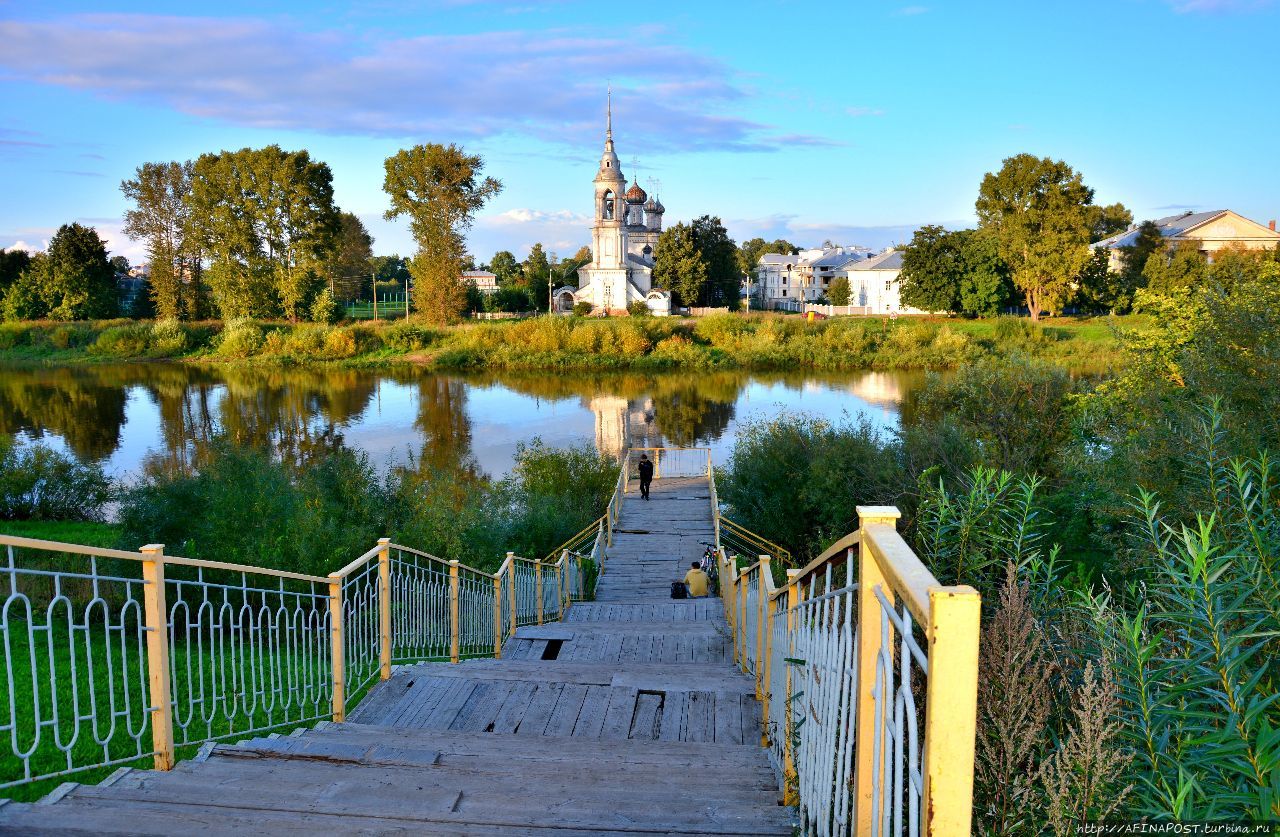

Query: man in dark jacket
<box><xmin>637</xmin><ymin>453</ymin><xmax>653</xmax><ymax>500</ymax></box>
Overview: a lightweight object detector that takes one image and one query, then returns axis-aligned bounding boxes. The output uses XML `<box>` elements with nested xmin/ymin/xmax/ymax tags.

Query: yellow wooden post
<box><xmin>782</xmin><ymin>567</ymin><xmax>802</xmax><ymax>805</ymax></box>
<box><xmin>755</xmin><ymin>556</ymin><xmax>769</xmax><ymax>701</ymax></box>
<box><xmin>448</xmin><ymin>560</ymin><xmax>460</xmax><ymax>664</ymax></box>
<box><xmin>854</xmin><ymin>505</ymin><xmax>901</xmax><ymax>834</ymax></box>
<box><xmin>922</xmin><ymin>585</ymin><xmax>981</xmax><ymax>836</ymax></box>
<box><xmin>327</xmin><ymin>571</ymin><xmax>346</xmax><ymax>723</ymax></box>
<box><xmin>139</xmin><ymin>544</ymin><xmax>174</xmax><ymax>771</ymax></box>
<box><xmin>377</xmin><ymin>537</ymin><xmax>392</xmax><ymax>681</ymax></box>
<box><xmin>556</xmin><ymin>553</ymin><xmax>565</xmax><ymax>617</ymax></box>
<box><xmin>535</xmin><ymin>561</ymin><xmax>544</xmax><ymax>625</ymax></box>
<box><xmin>739</xmin><ymin>566</ymin><xmax>752</xmax><ymax>672</ymax></box>
<box><xmin>760</xmin><ymin>558</ymin><xmax>774</xmax><ymax>748</ymax></box>
<box><xmin>506</xmin><ymin>552</ymin><xmax>517</xmax><ymax>638</ymax></box>
<box><xmin>493</xmin><ymin>574</ymin><xmax>503</xmax><ymax>659</ymax></box>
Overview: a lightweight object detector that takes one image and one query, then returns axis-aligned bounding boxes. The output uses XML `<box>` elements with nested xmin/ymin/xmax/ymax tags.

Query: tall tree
<box><xmin>828</xmin><ymin>275</ymin><xmax>851</xmax><ymax>306</ymax></box>
<box><xmin>691</xmin><ymin>216</ymin><xmax>740</xmax><ymax>308</ymax></box>
<box><xmin>523</xmin><ymin>243</ymin><xmax>551</xmax><ymax>301</ymax></box>
<box><xmin>898</xmin><ymin>224</ymin><xmax>963</xmax><ymax>313</ymax></box>
<box><xmin>1087</xmin><ymin>202</ymin><xmax>1133</xmax><ymax>242</ymax></box>
<box><xmin>121</xmin><ymin>161</ymin><xmax>194</xmax><ymax>320</ymax></box>
<box><xmin>382</xmin><ymin>143</ymin><xmax>501</xmax><ymax>324</ymax></box>
<box><xmin>737</xmin><ymin>237</ymin><xmax>799</xmax><ymax>278</ymax></box>
<box><xmin>975</xmin><ymin>154</ymin><xmax>1097</xmax><ymax>321</ymax></box>
<box><xmin>109</xmin><ymin>255</ymin><xmax>130</xmax><ymax>274</ymax></box>
<box><xmin>43</xmin><ymin>223</ymin><xmax>118</xmax><ymax>320</ymax></box>
<box><xmin>187</xmin><ymin>146</ymin><xmax>338</xmax><ymax>321</ymax></box>
<box><xmin>652</xmin><ymin>222</ymin><xmax>706</xmax><ymax>307</ymax></box>
<box><xmin>324</xmin><ymin>211</ymin><xmax>374</xmax><ymax>301</ymax></box>
<box><xmin>956</xmin><ymin>230</ymin><xmax>1014</xmax><ymax>317</ymax></box>
<box><xmin>489</xmin><ymin>250</ymin><xmax>520</xmax><ymax>285</ymax></box>
<box><xmin>0</xmin><ymin>248</ymin><xmax>31</xmax><ymax>294</ymax></box>
<box><xmin>1143</xmin><ymin>240</ymin><xmax>1206</xmax><ymax>294</ymax></box>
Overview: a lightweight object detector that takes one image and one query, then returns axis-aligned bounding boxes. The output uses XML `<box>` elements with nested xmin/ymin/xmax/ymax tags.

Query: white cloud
<box><xmin>0</xmin><ymin>14</ymin><xmax>829</xmax><ymax>153</ymax></box>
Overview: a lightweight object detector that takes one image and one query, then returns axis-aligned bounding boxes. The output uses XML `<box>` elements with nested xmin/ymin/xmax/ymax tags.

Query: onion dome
<box><xmin>643</xmin><ymin>195</ymin><xmax>659</xmax><ymax>212</ymax></box>
<box><xmin>652</xmin><ymin>196</ymin><xmax>665</xmax><ymax>214</ymax></box>
<box><xmin>625</xmin><ymin>181</ymin><xmax>648</xmax><ymax>205</ymax></box>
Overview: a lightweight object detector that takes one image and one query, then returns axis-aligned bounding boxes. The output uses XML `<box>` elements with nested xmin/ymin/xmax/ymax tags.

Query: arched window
<box><xmin>603</xmin><ymin>190</ymin><xmax>615</xmax><ymax>220</ymax></box>
<box><xmin>642</xmin><ymin>244</ymin><xmax>652</xmax><ymax>256</ymax></box>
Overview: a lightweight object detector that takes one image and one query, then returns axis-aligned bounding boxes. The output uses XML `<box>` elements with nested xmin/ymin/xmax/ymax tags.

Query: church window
<box><xmin>603</xmin><ymin>190</ymin><xmax>615</xmax><ymax>220</ymax></box>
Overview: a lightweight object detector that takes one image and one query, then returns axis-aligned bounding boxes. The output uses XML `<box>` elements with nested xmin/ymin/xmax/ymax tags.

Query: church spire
<box><xmin>606</xmin><ymin>84</ymin><xmax>612</xmax><ymax>141</ymax></box>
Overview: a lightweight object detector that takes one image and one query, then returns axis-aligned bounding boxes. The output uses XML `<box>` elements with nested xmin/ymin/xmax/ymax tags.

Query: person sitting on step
<box><xmin>683</xmin><ymin>560</ymin><xmax>710</xmax><ymax>598</ymax></box>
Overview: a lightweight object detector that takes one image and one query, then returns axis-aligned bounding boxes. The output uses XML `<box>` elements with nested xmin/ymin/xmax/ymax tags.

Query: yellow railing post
<box><xmin>556</xmin><ymin>552</ymin><xmax>565</xmax><ymax>616</ymax></box>
<box><xmin>448</xmin><ymin>559</ymin><xmax>460</xmax><ymax>664</ymax></box>
<box><xmin>782</xmin><ymin>567</ymin><xmax>802</xmax><ymax>805</ymax></box>
<box><xmin>377</xmin><ymin>537</ymin><xmax>392</xmax><ymax>681</ymax></box>
<box><xmin>756</xmin><ymin>555</ymin><xmax>770</xmax><ymax>703</ymax></box>
<box><xmin>922</xmin><ymin>586</ymin><xmax>981</xmax><ymax>835</ymax></box>
<box><xmin>493</xmin><ymin>573</ymin><xmax>503</xmax><ymax>659</ymax></box>
<box><xmin>327</xmin><ymin>571</ymin><xmax>346</xmax><ymax>723</ymax></box>
<box><xmin>535</xmin><ymin>560</ymin><xmax>544</xmax><ymax>625</ymax></box>
<box><xmin>506</xmin><ymin>552</ymin><xmax>517</xmax><ymax>638</ymax></box>
<box><xmin>760</xmin><ymin>557</ymin><xmax>774</xmax><ymax>747</ymax></box>
<box><xmin>854</xmin><ymin>505</ymin><xmax>901</xmax><ymax>834</ymax></box>
<box><xmin>739</xmin><ymin>565</ymin><xmax>752</xmax><ymax>671</ymax></box>
<box><xmin>139</xmin><ymin>544</ymin><xmax>175</xmax><ymax>771</ymax></box>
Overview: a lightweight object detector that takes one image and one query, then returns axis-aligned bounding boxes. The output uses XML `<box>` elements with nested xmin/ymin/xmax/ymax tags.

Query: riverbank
<box><xmin>0</xmin><ymin>313</ymin><xmax>1131</xmax><ymax>373</ymax></box>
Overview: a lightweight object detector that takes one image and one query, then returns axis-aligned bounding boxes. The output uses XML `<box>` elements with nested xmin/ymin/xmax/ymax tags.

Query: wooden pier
<box><xmin>0</xmin><ymin>475</ymin><xmax>793</xmax><ymax>835</ymax></box>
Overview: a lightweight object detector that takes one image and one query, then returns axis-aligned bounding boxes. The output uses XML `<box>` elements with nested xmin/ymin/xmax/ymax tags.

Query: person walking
<box><xmin>638</xmin><ymin>453</ymin><xmax>654</xmax><ymax>501</ymax></box>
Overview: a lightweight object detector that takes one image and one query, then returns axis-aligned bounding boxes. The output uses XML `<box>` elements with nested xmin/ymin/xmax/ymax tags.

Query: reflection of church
<box><xmin>564</xmin><ymin>93</ymin><xmax>671</xmax><ymax>315</ymax></box>
<box><xmin>587</xmin><ymin>395</ymin><xmax>658</xmax><ymax>460</ymax></box>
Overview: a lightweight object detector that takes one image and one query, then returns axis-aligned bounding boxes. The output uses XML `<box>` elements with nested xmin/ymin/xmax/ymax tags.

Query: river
<box><xmin>0</xmin><ymin>364</ymin><xmax>926</xmax><ymax>480</ymax></box>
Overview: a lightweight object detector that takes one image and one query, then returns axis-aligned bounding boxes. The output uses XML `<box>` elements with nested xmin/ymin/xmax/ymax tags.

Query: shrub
<box><xmin>310</xmin><ymin>288</ymin><xmax>342</xmax><ymax>325</ymax></box>
<box><xmin>88</xmin><ymin>324</ymin><xmax>152</xmax><ymax>358</ymax></box>
<box><xmin>323</xmin><ymin>328</ymin><xmax>357</xmax><ymax>358</ymax></box>
<box><xmin>150</xmin><ymin>319</ymin><xmax>188</xmax><ymax>356</ymax></box>
<box><xmin>216</xmin><ymin>319</ymin><xmax>264</xmax><ymax>358</ymax></box>
<box><xmin>282</xmin><ymin>325</ymin><xmax>328</xmax><ymax>357</ymax></box>
<box><xmin>383</xmin><ymin>321</ymin><xmax>437</xmax><ymax>352</ymax></box>
<box><xmin>0</xmin><ymin>437</ymin><xmax>111</xmax><ymax>521</ymax></box>
<box><xmin>626</xmin><ymin>301</ymin><xmax>649</xmax><ymax>317</ymax></box>
<box><xmin>615</xmin><ymin>322</ymin><xmax>652</xmax><ymax>356</ymax></box>
<box><xmin>573</xmin><ymin>301</ymin><xmax>594</xmax><ymax>317</ymax></box>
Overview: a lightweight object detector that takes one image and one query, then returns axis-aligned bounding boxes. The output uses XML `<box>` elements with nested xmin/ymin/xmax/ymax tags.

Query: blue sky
<box><xmin>2</xmin><ymin>0</ymin><xmax>1277</xmax><ymax>265</ymax></box>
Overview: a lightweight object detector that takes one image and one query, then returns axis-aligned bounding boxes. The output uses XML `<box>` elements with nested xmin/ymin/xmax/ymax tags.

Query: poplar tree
<box><xmin>324</xmin><ymin>212</ymin><xmax>374</xmax><ymax>301</ymax></box>
<box><xmin>121</xmin><ymin>161</ymin><xmax>194</xmax><ymax>320</ymax></box>
<box><xmin>382</xmin><ymin>144</ymin><xmax>502</xmax><ymax>324</ymax></box>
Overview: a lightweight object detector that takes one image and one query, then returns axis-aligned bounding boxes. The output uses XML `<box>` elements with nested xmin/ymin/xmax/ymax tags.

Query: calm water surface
<box><xmin>0</xmin><ymin>364</ymin><xmax>925</xmax><ymax>480</ymax></box>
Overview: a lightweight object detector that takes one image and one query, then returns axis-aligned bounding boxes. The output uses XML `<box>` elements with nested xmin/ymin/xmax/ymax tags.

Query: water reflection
<box><xmin>0</xmin><ymin>363</ymin><xmax>923</xmax><ymax>479</ymax></box>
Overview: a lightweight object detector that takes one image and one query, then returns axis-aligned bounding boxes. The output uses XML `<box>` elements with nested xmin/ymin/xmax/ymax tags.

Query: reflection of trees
<box><xmin>0</xmin><ymin>366</ymin><xmax>129</xmax><ymax>460</ymax></box>
<box><xmin>414</xmin><ymin>376</ymin><xmax>473</xmax><ymax>473</ymax></box>
<box><xmin>650</xmin><ymin>377</ymin><xmax>736</xmax><ymax>446</ymax></box>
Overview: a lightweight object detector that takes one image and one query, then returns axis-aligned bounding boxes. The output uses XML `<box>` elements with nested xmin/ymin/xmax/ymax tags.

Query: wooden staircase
<box><xmin>0</xmin><ymin>477</ymin><xmax>794</xmax><ymax>835</ymax></box>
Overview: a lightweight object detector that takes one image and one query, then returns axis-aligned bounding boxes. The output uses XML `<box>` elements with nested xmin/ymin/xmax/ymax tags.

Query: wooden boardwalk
<box><xmin>0</xmin><ymin>476</ymin><xmax>792</xmax><ymax>835</ymax></box>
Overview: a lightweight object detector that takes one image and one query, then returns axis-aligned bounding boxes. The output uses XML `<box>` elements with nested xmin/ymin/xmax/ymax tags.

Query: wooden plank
<box><xmin>629</xmin><ymin>692</ymin><xmax>663</xmax><ymax>740</ymax></box>
<box><xmin>571</xmin><ymin>685</ymin><xmax>612</xmax><ymax>738</ymax></box>
<box><xmin>543</xmin><ymin>683</ymin><xmax>589</xmax><ymax>737</ymax></box>
<box><xmin>658</xmin><ymin>690</ymin><xmax>688</xmax><ymax>742</ymax></box>
<box><xmin>684</xmin><ymin>690</ymin><xmax>715</xmax><ymax>743</ymax></box>
<box><xmin>598</xmin><ymin>687</ymin><xmax>639</xmax><ymax>740</ymax></box>
<box><xmin>714</xmin><ymin>691</ymin><xmax>745</xmax><ymax>745</ymax></box>
<box><xmin>514</xmin><ymin>682</ymin><xmax>563</xmax><ymax>736</ymax></box>
<box><xmin>489</xmin><ymin>681</ymin><xmax>538</xmax><ymax>734</ymax></box>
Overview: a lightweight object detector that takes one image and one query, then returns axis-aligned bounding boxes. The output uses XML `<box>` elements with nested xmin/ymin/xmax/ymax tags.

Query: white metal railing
<box><xmin>0</xmin><ymin>453</ymin><xmax>625</xmax><ymax>793</ymax></box>
<box><xmin>719</xmin><ymin>507</ymin><xmax>981</xmax><ymax>837</ymax></box>
<box><xmin>625</xmin><ymin>446</ymin><xmax>712</xmax><ymax>480</ymax></box>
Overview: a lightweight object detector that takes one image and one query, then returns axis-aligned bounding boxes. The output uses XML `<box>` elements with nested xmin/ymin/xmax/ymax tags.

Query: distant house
<box><xmin>841</xmin><ymin>249</ymin><xmax>925</xmax><ymax>314</ymax></box>
<box><xmin>463</xmin><ymin>270</ymin><xmax>499</xmax><ymax>294</ymax></box>
<box><xmin>754</xmin><ymin>246</ymin><xmax>873</xmax><ymax>305</ymax></box>
<box><xmin>1095</xmin><ymin>209</ymin><xmax>1280</xmax><ymax>270</ymax></box>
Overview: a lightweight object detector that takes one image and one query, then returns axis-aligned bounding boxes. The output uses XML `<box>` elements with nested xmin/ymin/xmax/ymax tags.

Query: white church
<box><xmin>558</xmin><ymin>96</ymin><xmax>672</xmax><ymax>315</ymax></box>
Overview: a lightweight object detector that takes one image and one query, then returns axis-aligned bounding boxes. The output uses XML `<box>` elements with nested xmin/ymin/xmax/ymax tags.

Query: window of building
<box><xmin>603</xmin><ymin>190</ymin><xmax>614</xmax><ymax>220</ymax></box>
<box><xmin>782</xmin><ymin>289</ymin><xmax>787</xmax><ymax>297</ymax></box>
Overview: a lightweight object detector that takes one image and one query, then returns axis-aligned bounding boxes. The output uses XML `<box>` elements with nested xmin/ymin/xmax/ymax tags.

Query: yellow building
<box><xmin>1095</xmin><ymin>209</ymin><xmax>1280</xmax><ymax>269</ymax></box>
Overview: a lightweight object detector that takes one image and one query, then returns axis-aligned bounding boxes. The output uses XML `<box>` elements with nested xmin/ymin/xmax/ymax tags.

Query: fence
<box><xmin>718</xmin><ymin>506</ymin><xmax>980</xmax><ymax>836</ymax></box>
<box><xmin>0</xmin><ymin>468</ymin><xmax>617</xmax><ymax>791</ymax></box>
<box><xmin>345</xmin><ymin>292</ymin><xmax>410</xmax><ymax>321</ymax></box>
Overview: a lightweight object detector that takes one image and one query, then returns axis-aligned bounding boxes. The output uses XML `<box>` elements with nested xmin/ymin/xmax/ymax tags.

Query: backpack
<box><xmin>670</xmin><ymin>581</ymin><xmax>688</xmax><ymax>599</ymax></box>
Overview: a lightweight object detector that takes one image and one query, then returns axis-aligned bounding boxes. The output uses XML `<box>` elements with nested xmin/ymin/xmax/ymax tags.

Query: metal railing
<box><xmin>0</xmin><ymin>458</ymin><xmax>623</xmax><ymax>792</ymax></box>
<box><xmin>718</xmin><ymin>507</ymin><xmax>980</xmax><ymax>837</ymax></box>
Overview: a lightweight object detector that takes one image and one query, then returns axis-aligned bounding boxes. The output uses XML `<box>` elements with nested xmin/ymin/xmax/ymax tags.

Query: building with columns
<box><xmin>574</xmin><ymin>95</ymin><xmax>669</xmax><ymax>314</ymax></box>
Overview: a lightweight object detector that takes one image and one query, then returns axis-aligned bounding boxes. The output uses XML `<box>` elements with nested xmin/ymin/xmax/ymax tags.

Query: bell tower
<box><xmin>592</xmin><ymin>88</ymin><xmax>626</xmax><ymax>271</ymax></box>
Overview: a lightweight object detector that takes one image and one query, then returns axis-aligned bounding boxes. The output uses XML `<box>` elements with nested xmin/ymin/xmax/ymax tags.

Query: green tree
<box><xmin>382</xmin><ymin>143</ymin><xmax>501</xmax><ymax>324</ymax></box>
<box><xmin>109</xmin><ymin>255</ymin><xmax>130</xmax><ymax>274</ymax></box>
<box><xmin>523</xmin><ymin>243</ymin><xmax>551</xmax><ymax>303</ymax></box>
<box><xmin>1142</xmin><ymin>240</ymin><xmax>1206</xmax><ymax>294</ymax></box>
<box><xmin>121</xmin><ymin>160</ymin><xmax>195</xmax><ymax>320</ymax></box>
<box><xmin>0</xmin><ymin>248</ymin><xmax>31</xmax><ymax>295</ymax></box>
<box><xmin>187</xmin><ymin>146</ymin><xmax>338</xmax><ymax>321</ymax></box>
<box><xmin>1087</xmin><ymin>202</ymin><xmax>1133</xmax><ymax>242</ymax></box>
<box><xmin>1074</xmin><ymin>246</ymin><xmax>1122</xmax><ymax>314</ymax></box>
<box><xmin>371</xmin><ymin>255</ymin><xmax>410</xmax><ymax>291</ymax></box>
<box><xmin>691</xmin><ymin>216</ymin><xmax>740</xmax><ymax>308</ymax></box>
<box><xmin>652</xmin><ymin>222</ymin><xmax>706</xmax><ymax>307</ymax></box>
<box><xmin>40</xmin><ymin>223</ymin><xmax>119</xmax><ymax>320</ymax></box>
<box><xmin>489</xmin><ymin>250</ymin><xmax>520</xmax><ymax>285</ymax></box>
<box><xmin>324</xmin><ymin>211</ymin><xmax>374</xmax><ymax>301</ymax></box>
<box><xmin>828</xmin><ymin>275</ymin><xmax>851</xmax><ymax>306</ymax></box>
<box><xmin>975</xmin><ymin>154</ymin><xmax>1097</xmax><ymax>321</ymax></box>
<box><xmin>957</xmin><ymin>230</ymin><xmax>1013</xmax><ymax>317</ymax></box>
<box><xmin>899</xmin><ymin>224</ymin><xmax>963</xmax><ymax>313</ymax></box>
<box><xmin>1</xmin><ymin>253</ymin><xmax>50</xmax><ymax>320</ymax></box>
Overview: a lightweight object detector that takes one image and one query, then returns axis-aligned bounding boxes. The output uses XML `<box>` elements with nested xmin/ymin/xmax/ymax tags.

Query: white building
<box><xmin>463</xmin><ymin>270</ymin><xmax>499</xmax><ymax>294</ymax></box>
<box><xmin>753</xmin><ymin>246</ymin><xmax>872</xmax><ymax>305</ymax></box>
<box><xmin>841</xmin><ymin>249</ymin><xmax>926</xmax><ymax>314</ymax></box>
<box><xmin>574</xmin><ymin>94</ymin><xmax>668</xmax><ymax>314</ymax></box>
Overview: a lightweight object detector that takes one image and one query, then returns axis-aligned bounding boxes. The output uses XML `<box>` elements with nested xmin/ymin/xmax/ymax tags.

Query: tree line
<box><xmin>0</xmin><ymin>143</ymin><xmax>505</xmax><ymax>326</ymax></box>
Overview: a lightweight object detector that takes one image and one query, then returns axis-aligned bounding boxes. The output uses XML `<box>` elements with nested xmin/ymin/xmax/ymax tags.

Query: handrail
<box><xmin>330</xmin><ymin>541</ymin><xmax>386</xmax><ymax>580</ymax></box>
<box><xmin>769</xmin><ymin>531</ymin><xmax>858</xmax><ymax>599</ymax></box>
<box><xmin>0</xmin><ymin>533</ymin><xmax>332</xmax><ymax>585</ymax></box>
<box><xmin>541</xmin><ymin>515</ymin><xmax>606</xmax><ymax>564</ymax></box>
